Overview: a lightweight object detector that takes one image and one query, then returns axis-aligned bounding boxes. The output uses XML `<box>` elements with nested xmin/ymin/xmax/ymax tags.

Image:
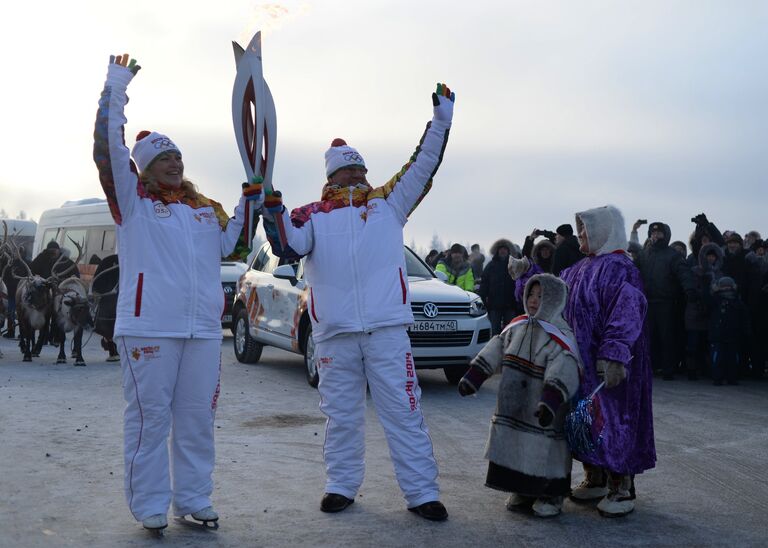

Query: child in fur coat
<box><xmin>459</xmin><ymin>273</ymin><xmax>581</xmax><ymax>517</ymax></box>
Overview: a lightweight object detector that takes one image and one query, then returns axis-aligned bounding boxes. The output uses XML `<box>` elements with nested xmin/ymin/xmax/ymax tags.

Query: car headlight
<box><xmin>469</xmin><ymin>297</ymin><xmax>486</xmax><ymax>317</ymax></box>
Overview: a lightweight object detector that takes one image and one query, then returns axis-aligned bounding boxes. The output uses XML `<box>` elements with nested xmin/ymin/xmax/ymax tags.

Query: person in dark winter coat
<box><xmin>721</xmin><ymin>232</ymin><xmax>763</xmax><ymax>377</ymax></box>
<box><xmin>424</xmin><ymin>249</ymin><xmax>440</xmax><ymax>269</ymax></box>
<box><xmin>552</xmin><ymin>224</ymin><xmax>583</xmax><ymax>276</ymax></box>
<box><xmin>91</xmin><ymin>254</ymin><xmax>120</xmax><ymax>362</ymax></box>
<box><xmin>634</xmin><ymin>221</ymin><xmax>695</xmax><ymax>380</ymax></box>
<box><xmin>684</xmin><ymin>243</ymin><xmax>723</xmax><ymax>379</ymax></box>
<box><xmin>708</xmin><ymin>277</ymin><xmax>751</xmax><ymax>385</ymax></box>
<box><xmin>478</xmin><ymin>239</ymin><xmax>520</xmax><ymax>335</ymax></box>
<box><xmin>687</xmin><ymin>213</ymin><xmax>725</xmax><ymax>269</ymax></box>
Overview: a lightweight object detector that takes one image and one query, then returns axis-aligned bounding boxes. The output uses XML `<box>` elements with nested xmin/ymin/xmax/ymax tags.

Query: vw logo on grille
<box><xmin>423</xmin><ymin>302</ymin><xmax>439</xmax><ymax>318</ymax></box>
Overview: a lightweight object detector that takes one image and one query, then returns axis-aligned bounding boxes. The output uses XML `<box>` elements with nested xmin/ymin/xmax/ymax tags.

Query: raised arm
<box><xmin>93</xmin><ymin>54</ymin><xmax>142</xmax><ymax>225</ymax></box>
<box><xmin>371</xmin><ymin>83</ymin><xmax>455</xmax><ymax>223</ymax></box>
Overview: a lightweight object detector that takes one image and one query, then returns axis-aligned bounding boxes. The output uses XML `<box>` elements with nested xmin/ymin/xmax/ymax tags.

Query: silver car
<box><xmin>232</xmin><ymin>243</ymin><xmax>491</xmax><ymax>386</ymax></box>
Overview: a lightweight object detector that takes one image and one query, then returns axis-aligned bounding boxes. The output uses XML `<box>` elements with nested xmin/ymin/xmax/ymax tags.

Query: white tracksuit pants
<box><xmin>117</xmin><ymin>336</ymin><xmax>221</xmax><ymax>521</ymax></box>
<box><xmin>316</xmin><ymin>326</ymin><xmax>439</xmax><ymax>507</ymax></box>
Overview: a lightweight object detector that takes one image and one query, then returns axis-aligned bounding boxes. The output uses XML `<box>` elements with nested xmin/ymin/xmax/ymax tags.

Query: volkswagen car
<box><xmin>231</xmin><ymin>243</ymin><xmax>491</xmax><ymax>387</ymax></box>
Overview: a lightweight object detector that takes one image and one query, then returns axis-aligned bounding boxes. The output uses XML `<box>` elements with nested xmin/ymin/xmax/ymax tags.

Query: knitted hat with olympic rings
<box><xmin>324</xmin><ymin>138</ymin><xmax>366</xmax><ymax>178</ymax></box>
<box><xmin>132</xmin><ymin>130</ymin><xmax>181</xmax><ymax>172</ymax></box>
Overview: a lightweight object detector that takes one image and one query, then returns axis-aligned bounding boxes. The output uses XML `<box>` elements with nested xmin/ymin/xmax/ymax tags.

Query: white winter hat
<box><xmin>132</xmin><ymin>130</ymin><xmax>181</xmax><ymax>172</ymax></box>
<box><xmin>324</xmin><ymin>138</ymin><xmax>366</xmax><ymax>177</ymax></box>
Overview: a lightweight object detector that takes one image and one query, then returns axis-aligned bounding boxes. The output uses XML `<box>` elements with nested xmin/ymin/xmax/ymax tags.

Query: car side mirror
<box><xmin>434</xmin><ymin>270</ymin><xmax>448</xmax><ymax>282</ymax></box>
<box><xmin>273</xmin><ymin>264</ymin><xmax>298</xmax><ymax>284</ymax></box>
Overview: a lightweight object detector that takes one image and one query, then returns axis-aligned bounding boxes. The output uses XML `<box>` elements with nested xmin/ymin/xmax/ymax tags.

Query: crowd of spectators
<box><xmin>426</xmin><ymin>213</ymin><xmax>767</xmax><ymax>383</ymax></box>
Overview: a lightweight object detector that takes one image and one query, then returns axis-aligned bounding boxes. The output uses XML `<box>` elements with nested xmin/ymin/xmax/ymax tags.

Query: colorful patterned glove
<box><xmin>432</xmin><ymin>83</ymin><xmax>455</xmax><ymax>122</ymax></box>
<box><xmin>106</xmin><ymin>53</ymin><xmax>141</xmax><ymax>88</ymax></box>
<box><xmin>596</xmin><ymin>359</ymin><xmax>627</xmax><ymax>388</ymax></box>
<box><xmin>264</xmin><ymin>189</ymin><xmax>284</xmax><ymax>214</ymax></box>
<box><xmin>242</xmin><ymin>175</ymin><xmax>264</xmax><ymax>202</ymax></box>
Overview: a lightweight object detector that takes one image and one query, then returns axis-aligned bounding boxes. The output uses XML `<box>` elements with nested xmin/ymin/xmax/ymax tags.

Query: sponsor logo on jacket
<box><xmin>153</xmin><ymin>202</ymin><xmax>171</xmax><ymax>218</ymax></box>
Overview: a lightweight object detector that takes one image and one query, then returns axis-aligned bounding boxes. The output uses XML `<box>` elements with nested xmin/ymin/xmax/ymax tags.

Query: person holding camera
<box><xmin>634</xmin><ymin>221</ymin><xmax>696</xmax><ymax>380</ymax></box>
<box><xmin>687</xmin><ymin>213</ymin><xmax>725</xmax><ymax>268</ymax></box>
<box><xmin>551</xmin><ymin>224</ymin><xmax>584</xmax><ymax>276</ymax></box>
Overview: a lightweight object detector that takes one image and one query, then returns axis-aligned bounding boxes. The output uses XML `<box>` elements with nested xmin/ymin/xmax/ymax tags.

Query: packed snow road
<box><xmin>0</xmin><ymin>334</ymin><xmax>765</xmax><ymax>547</ymax></box>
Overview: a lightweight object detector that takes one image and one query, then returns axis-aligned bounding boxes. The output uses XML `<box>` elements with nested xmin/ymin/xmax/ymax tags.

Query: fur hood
<box><xmin>523</xmin><ymin>273</ymin><xmax>569</xmax><ymax>327</ymax></box>
<box><xmin>698</xmin><ymin>242</ymin><xmax>724</xmax><ymax>271</ymax></box>
<box><xmin>647</xmin><ymin>221</ymin><xmax>672</xmax><ymax>248</ymax></box>
<box><xmin>532</xmin><ymin>239</ymin><xmax>556</xmax><ymax>266</ymax></box>
<box><xmin>575</xmin><ymin>205</ymin><xmax>628</xmax><ymax>256</ymax></box>
<box><xmin>490</xmin><ymin>238</ymin><xmax>514</xmax><ymax>257</ymax></box>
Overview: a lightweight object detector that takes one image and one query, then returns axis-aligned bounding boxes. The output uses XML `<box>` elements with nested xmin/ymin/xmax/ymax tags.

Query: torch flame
<box><xmin>240</xmin><ymin>2</ymin><xmax>311</xmax><ymax>42</ymax></box>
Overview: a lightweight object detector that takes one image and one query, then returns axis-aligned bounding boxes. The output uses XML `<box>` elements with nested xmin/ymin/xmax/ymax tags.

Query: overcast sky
<box><xmin>1</xmin><ymin>0</ymin><xmax>766</xmax><ymax>255</ymax></box>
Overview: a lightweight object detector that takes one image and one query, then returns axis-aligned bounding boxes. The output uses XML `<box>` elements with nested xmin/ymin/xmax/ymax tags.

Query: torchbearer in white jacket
<box><xmin>263</xmin><ymin>84</ymin><xmax>455</xmax><ymax>520</ymax></box>
<box><xmin>93</xmin><ymin>54</ymin><xmax>263</xmax><ymax>533</ymax></box>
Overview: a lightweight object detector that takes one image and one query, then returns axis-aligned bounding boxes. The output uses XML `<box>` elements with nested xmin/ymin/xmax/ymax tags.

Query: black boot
<box><xmin>320</xmin><ymin>493</ymin><xmax>354</xmax><ymax>513</ymax></box>
<box><xmin>408</xmin><ymin>501</ymin><xmax>448</xmax><ymax>521</ymax></box>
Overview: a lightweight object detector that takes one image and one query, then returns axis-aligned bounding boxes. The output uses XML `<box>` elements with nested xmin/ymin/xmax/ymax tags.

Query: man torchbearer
<box><xmin>263</xmin><ymin>84</ymin><xmax>455</xmax><ymax>521</ymax></box>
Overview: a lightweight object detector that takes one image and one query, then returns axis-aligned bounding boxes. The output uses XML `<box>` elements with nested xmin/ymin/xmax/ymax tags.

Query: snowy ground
<box><xmin>0</xmin><ymin>332</ymin><xmax>766</xmax><ymax>547</ymax></box>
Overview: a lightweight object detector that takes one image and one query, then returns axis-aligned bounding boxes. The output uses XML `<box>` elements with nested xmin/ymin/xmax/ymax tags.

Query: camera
<box><xmin>534</xmin><ymin>229</ymin><xmax>557</xmax><ymax>240</ymax></box>
<box><xmin>638</xmin><ymin>219</ymin><xmax>647</xmax><ymax>225</ymax></box>
<box><xmin>691</xmin><ymin>213</ymin><xmax>708</xmax><ymax>225</ymax></box>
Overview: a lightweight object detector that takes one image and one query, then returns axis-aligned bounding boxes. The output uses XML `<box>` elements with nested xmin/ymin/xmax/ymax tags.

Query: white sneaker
<box><xmin>597</xmin><ymin>493</ymin><xmax>635</xmax><ymax>517</ymax></box>
<box><xmin>191</xmin><ymin>506</ymin><xmax>219</xmax><ymax>522</ymax></box>
<box><xmin>505</xmin><ymin>493</ymin><xmax>533</xmax><ymax>510</ymax></box>
<box><xmin>570</xmin><ymin>478</ymin><xmax>609</xmax><ymax>501</ymax></box>
<box><xmin>142</xmin><ymin>514</ymin><xmax>168</xmax><ymax>530</ymax></box>
<box><xmin>532</xmin><ymin>497</ymin><xmax>562</xmax><ymax>518</ymax></box>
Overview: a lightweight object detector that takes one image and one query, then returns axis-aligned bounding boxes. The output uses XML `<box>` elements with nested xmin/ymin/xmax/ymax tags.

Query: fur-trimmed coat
<box><xmin>465</xmin><ymin>274</ymin><xmax>581</xmax><ymax>496</ymax></box>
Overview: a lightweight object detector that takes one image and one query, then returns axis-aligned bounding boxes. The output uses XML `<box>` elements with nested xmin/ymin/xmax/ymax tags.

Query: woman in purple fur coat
<box><xmin>509</xmin><ymin>205</ymin><xmax>656</xmax><ymax>517</ymax></box>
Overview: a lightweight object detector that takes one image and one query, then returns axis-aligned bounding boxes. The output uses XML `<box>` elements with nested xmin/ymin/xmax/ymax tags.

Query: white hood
<box><xmin>575</xmin><ymin>205</ymin><xmax>628</xmax><ymax>256</ymax></box>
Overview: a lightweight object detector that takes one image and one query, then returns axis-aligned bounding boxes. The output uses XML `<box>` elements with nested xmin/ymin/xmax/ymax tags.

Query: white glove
<box><xmin>507</xmin><ymin>256</ymin><xmax>530</xmax><ymax>280</ymax></box>
<box><xmin>432</xmin><ymin>83</ymin><xmax>455</xmax><ymax>122</ymax></box>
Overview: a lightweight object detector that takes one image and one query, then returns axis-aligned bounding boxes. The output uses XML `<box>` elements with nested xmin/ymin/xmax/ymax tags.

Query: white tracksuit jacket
<box><xmin>268</xmin><ymin>117</ymin><xmax>452</xmax><ymax>342</ymax></box>
<box><xmin>94</xmin><ymin>66</ymin><xmax>244</xmax><ymax>340</ymax></box>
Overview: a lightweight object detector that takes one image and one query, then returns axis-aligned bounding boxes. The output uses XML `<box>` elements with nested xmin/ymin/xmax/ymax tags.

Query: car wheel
<box><xmin>302</xmin><ymin>323</ymin><xmax>319</xmax><ymax>388</ymax></box>
<box><xmin>234</xmin><ymin>308</ymin><xmax>263</xmax><ymax>364</ymax></box>
<box><xmin>443</xmin><ymin>365</ymin><xmax>469</xmax><ymax>385</ymax></box>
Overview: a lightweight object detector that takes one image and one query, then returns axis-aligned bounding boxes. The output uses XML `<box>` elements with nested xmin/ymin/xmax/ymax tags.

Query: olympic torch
<box><xmin>232</xmin><ymin>31</ymin><xmax>278</xmax><ymax>251</ymax></box>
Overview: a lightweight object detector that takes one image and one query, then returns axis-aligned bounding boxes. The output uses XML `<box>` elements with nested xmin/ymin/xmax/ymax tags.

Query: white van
<box><xmin>35</xmin><ymin>199</ymin><xmax>246</xmax><ymax>327</ymax></box>
<box><xmin>1</xmin><ymin>218</ymin><xmax>37</xmax><ymax>261</ymax></box>
<box><xmin>34</xmin><ymin>199</ymin><xmax>116</xmax><ymax>281</ymax></box>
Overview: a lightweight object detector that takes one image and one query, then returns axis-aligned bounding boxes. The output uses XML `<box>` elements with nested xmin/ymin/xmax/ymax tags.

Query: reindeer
<box><xmin>14</xmin><ymin>238</ymin><xmax>82</xmax><ymax>362</ymax></box>
<box><xmin>53</xmin><ymin>276</ymin><xmax>92</xmax><ymax>365</ymax></box>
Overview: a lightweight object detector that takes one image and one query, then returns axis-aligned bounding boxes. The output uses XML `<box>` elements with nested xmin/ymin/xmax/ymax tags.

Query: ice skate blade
<box><xmin>175</xmin><ymin>516</ymin><xmax>219</xmax><ymax>530</ymax></box>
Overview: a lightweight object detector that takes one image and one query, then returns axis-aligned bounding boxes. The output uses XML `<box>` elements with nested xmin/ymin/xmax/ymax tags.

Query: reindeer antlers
<box><xmin>49</xmin><ymin>237</ymin><xmax>84</xmax><ymax>282</ymax></box>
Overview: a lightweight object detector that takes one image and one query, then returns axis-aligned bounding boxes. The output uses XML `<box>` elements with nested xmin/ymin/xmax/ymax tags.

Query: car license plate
<box><xmin>409</xmin><ymin>320</ymin><xmax>457</xmax><ymax>332</ymax></box>
<box><xmin>222</xmin><ymin>315</ymin><xmax>232</xmax><ymax>323</ymax></box>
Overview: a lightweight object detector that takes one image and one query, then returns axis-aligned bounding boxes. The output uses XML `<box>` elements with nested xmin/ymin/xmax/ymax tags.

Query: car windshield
<box><xmin>404</xmin><ymin>246</ymin><xmax>434</xmax><ymax>278</ymax></box>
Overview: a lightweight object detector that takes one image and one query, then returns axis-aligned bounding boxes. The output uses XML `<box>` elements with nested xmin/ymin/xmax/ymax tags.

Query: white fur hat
<box><xmin>132</xmin><ymin>130</ymin><xmax>181</xmax><ymax>172</ymax></box>
<box><xmin>324</xmin><ymin>138</ymin><xmax>366</xmax><ymax>177</ymax></box>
